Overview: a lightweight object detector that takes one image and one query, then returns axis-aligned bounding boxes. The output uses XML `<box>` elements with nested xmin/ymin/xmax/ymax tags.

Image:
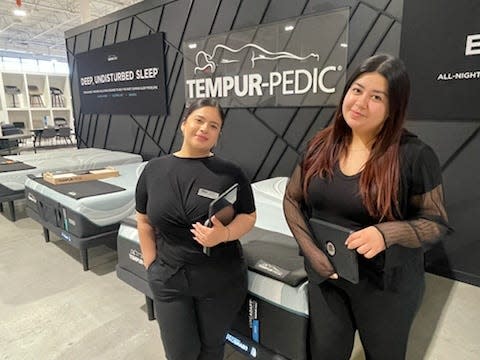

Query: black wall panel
<box><xmin>90</xmin><ymin>27</ymin><xmax>106</xmax><ymax>50</ymax></box>
<box><xmin>115</xmin><ymin>18</ymin><xmax>133</xmax><ymax>42</ymax></box>
<box><xmin>285</xmin><ymin>108</ymin><xmax>319</xmax><ymax>149</ymax></box>
<box><xmin>386</xmin><ymin>0</ymin><xmax>403</xmax><ymax>18</ymax></box>
<box><xmin>74</xmin><ymin>32</ymin><xmax>90</xmax><ymax>54</ymax></box>
<box><xmin>136</xmin><ymin>6</ymin><xmax>164</xmax><ymax>32</ymax></box>
<box><xmin>305</xmin><ymin>0</ymin><xmax>358</xmax><ymax>14</ymax></box>
<box><xmin>130</xmin><ymin>17</ymin><xmax>151</xmax><ymax>39</ymax></box>
<box><xmin>262</xmin><ymin>0</ymin><xmax>307</xmax><ymax>23</ymax></box>
<box><xmin>405</xmin><ymin>121</ymin><xmax>479</xmax><ymax>167</ymax></box>
<box><xmin>233</xmin><ymin>0</ymin><xmax>271</xmax><ymax>29</ymax></box>
<box><xmin>376</xmin><ymin>21</ymin><xmax>401</xmax><ymax>55</ymax></box>
<box><xmin>211</xmin><ymin>0</ymin><xmax>241</xmax><ymax>34</ymax></box>
<box><xmin>104</xmin><ymin>23</ymin><xmax>118</xmax><ymax>46</ymax></box>
<box><xmin>92</xmin><ymin>115</ymin><xmax>110</xmax><ymax>149</ymax></box>
<box><xmin>347</xmin><ymin>4</ymin><xmax>378</xmax><ymax>63</ymax></box>
<box><xmin>65</xmin><ymin>0</ymin><xmax>479</xmax><ymax>285</ymax></box>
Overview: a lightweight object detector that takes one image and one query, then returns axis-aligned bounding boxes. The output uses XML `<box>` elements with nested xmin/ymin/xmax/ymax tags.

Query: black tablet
<box><xmin>203</xmin><ymin>183</ymin><xmax>238</xmax><ymax>255</ymax></box>
<box><xmin>308</xmin><ymin>218</ymin><xmax>359</xmax><ymax>284</ymax></box>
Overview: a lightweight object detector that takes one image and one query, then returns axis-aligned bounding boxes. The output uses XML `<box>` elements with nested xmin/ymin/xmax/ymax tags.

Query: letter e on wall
<box><xmin>465</xmin><ymin>34</ymin><xmax>480</xmax><ymax>56</ymax></box>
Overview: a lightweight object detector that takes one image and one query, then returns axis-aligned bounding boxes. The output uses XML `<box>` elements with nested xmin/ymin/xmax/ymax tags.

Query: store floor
<box><xmin>1</xmin><ymin>203</ymin><xmax>479</xmax><ymax>359</ymax></box>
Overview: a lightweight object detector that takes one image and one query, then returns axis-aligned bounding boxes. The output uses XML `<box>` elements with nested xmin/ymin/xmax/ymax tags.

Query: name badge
<box><xmin>197</xmin><ymin>188</ymin><xmax>219</xmax><ymax>200</ymax></box>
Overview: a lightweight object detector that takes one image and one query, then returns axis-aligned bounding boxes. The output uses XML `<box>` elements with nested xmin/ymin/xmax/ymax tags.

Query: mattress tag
<box><xmin>197</xmin><ymin>188</ymin><xmax>219</xmax><ymax>200</ymax></box>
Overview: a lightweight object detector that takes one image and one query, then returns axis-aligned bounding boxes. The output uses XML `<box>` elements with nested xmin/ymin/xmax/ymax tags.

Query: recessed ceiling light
<box><xmin>13</xmin><ymin>9</ymin><xmax>27</xmax><ymax>17</ymax></box>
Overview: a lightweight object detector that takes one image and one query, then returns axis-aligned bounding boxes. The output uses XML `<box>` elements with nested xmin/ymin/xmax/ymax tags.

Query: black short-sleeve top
<box><xmin>136</xmin><ymin>154</ymin><xmax>255</xmax><ymax>265</ymax></box>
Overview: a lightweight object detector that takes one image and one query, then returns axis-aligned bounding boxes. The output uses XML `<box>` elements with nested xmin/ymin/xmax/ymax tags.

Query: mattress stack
<box><xmin>25</xmin><ymin>161</ymin><xmax>147</xmax><ymax>236</ymax></box>
<box><xmin>24</xmin><ymin>161</ymin><xmax>146</xmax><ymax>270</ymax></box>
<box><xmin>228</xmin><ymin>177</ymin><xmax>308</xmax><ymax>360</ymax></box>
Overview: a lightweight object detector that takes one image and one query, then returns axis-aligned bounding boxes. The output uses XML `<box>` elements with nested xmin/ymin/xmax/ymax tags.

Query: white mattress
<box><xmin>25</xmin><ymin>162</ymin><xmax>146</xmax><ymax>226</ymax></box>
<box><xmin>251</xmin><ymin>177</ymin><xmax>292</xmax><ymax>236</ymax></box>
<box><xmin>248</xmin><ymin>270</ymin><xmax>308</xmax><ymax>316</ymax></box>
<box><xmin>2</xmin><ymin>148</ymin><xmax>143</xmax><ymax>192</ymax></box>
<box><xmin>250</xmin><ymin>177</ymin><xmax>308</xmax><ymax>315</ymax></box>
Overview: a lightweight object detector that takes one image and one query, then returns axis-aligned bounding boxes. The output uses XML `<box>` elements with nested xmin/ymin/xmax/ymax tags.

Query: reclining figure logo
<box><xmin>194</xmin><ymin>43</ymin><xmax>320</xmax><ymax>74</ymax></box>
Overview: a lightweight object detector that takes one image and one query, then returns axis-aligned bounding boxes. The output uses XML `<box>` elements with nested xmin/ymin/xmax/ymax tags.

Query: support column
<box><xmin>79</xmin><ymin>0</ymin><xmax>91</xmax><ymax>24</ymax></box>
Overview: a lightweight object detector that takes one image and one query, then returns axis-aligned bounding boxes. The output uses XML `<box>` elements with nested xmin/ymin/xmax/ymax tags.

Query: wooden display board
<box><xmin>43</xmin><ymin>166</ymin><xmax>119</xmax><ymax>185</ymax></box>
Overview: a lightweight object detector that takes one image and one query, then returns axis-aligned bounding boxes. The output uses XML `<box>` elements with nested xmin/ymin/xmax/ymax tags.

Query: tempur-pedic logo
<box><xmin>186</xmin><ymin>43</ymin><xmax>342</xmax><ymax>99</ymax></box>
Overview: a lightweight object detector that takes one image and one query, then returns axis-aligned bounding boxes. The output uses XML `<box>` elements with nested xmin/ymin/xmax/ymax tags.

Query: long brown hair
<box><xmin>303</xmin><ymin>54</ymin><xmax>410</xmax><ymax>221</ymax></box>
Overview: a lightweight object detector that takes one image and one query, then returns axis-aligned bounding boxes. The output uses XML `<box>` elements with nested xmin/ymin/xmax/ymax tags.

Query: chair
<box><xmin>38</xmin><ymin>127</ymin><xmax>57</xmax><ymax>147</ymax></box>
<box><xmin>54</xmin><ymin>117</ymin><xmax>68</xmax><ymax>127</ymax></box>
<box><xmin>4</xmin><ymin>85</ymin><xmax>21</xmax><ymax>107</ymax></box>
<box><xmin>28</xmin><ymin>85</ymin><xmax>45</xmax><ymax>107</ymax></box>
<box><xmin>0</xmin><ymin>124</ymin><xmax>23</xmax><ymax>155</ymax></box>
<box><xmin>1</xmin><ymin>123</ymin><xmax>21</xmax><ymax>135</ymax></box>
<box><xmin>56</xmin><ymin>126</ymin><xmax>73</xmax><ymax>145</ymax></box>
<box><xmin>50</xmin><ymin>87</ymin><xmax>65</xmax><ymax>107</ymax></box>
<box><xmin>12</xmin><ymin>122</ymin><xmax>28</xmax><ymax>146</ymax></box>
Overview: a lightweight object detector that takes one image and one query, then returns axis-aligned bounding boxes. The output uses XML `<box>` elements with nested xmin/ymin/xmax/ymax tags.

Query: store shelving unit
<box><xmin>0</xmin><ymin>71</ymin><xmax>73</xmax><ymax>133</ymax></box>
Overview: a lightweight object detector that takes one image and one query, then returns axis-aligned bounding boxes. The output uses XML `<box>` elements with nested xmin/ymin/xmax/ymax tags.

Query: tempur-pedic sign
<box><xmin>183</xmin><ymin>8</ymin><xmax>349</xmax><ymax>108</ymax></box>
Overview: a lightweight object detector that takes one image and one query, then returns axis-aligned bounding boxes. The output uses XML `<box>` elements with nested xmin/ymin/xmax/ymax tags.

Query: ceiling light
<box><xmin>284</xmin><ymin>25</ymin><xmax>294</xmax><ymax>31</ymax></box>
<box><xmin>13</xmin><ymin>9</ymin><xmax>27</xmax><ymax>17</ymax></box>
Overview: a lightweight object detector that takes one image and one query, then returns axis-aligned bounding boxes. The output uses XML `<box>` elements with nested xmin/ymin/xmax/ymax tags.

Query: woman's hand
<box><xmin>191</xmin><ymin>216</ymin><xmax>229</xmax><ymax>248</ymax></box>
<box><xmin>143</xmin><ymin>256</ymin><xmax>156</xmax><ymax>270</ymax></box>
<box><xmin>307</xmin><ymin>246</ymin><xmax>338</xmax><ymax>279</ymax></box>
<box><xmin>345</xmin><ymin>226</ymin><xmax>386</xmax><ymax>258</ymax></box>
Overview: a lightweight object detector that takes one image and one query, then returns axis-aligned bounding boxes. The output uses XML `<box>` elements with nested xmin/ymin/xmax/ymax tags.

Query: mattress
<box><xmin>25</xmin><ymin>162</ymin><xmax>146</xmax><ymax>238</ymax></box>
<box><xmin>1</xmin><ymin>148</ymin><xmax>143</xmax><ymax>192</ymax></box>
<box><xmin>251</xmin><ymin>177</ymin><xmax>292</xmax><ymax>236</ymax></box>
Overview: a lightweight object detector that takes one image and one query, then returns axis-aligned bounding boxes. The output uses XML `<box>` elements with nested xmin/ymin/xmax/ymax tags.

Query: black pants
<box><xmin>308</xmin><ymin>261</ymin><xmax>425</xmax><ymax>360</ymax></box>
<box><xmin>147</xmin><ymin>257</ymin><xmax>247</xmax><ymax>360</ymax></box>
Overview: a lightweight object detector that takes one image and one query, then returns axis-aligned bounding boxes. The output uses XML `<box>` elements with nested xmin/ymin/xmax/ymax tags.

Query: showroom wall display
<box><xmin>66</xmin><ymin>0</ymin><xmax>480</xmax><ymax>286</ymax></box>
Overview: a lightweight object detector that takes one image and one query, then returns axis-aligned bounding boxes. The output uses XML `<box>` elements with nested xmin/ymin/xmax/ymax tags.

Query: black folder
<box><xmin>308</xmin><ymin>218</ymin><xmax>359</xmax><ymax>284</ymax></box>
<box><xmin>203</xmin><ymin>183</ymin><xmax>238</xmax><ymax>255</ymax></box>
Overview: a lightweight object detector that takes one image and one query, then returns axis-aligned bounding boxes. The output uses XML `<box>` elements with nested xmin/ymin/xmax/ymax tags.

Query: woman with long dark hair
<box><xmin>136</xmin><ymin>98</ymin><xmax>256</xmax><ymax>360</ymax></box>
<box><xmin>283</xmin><ymin>54</ymin><xmax>450</xmax><ymax>359</ymax></box>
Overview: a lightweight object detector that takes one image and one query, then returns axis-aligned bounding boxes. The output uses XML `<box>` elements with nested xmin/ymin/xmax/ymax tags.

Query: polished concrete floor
<box><xmin>1</xmin><ymin>202</ymin><xmax>479</xmax><ymax>359</ymax></box>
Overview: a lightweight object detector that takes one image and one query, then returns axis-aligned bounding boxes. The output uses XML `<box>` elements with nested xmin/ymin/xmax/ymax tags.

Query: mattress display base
<box><xmin>0</xmin><ymin>188</ymin><xmax>24</xmax><ymax>221</ymax></box>
<box><xmin>231</xmin><ymin>293</ymin><xmax>308</xmax><ymax>360</ymax></box>
<box><xmin>226</xmin><ymin>329</ymin><xmax>288</xmax><ymax>360</ymax></box>
<box><xmin>27</xmin><ymin>207</ymin><xmax>118</xmax><ymax>271</ymax></box>
<box><xmin>116</xmin><ymin>265</ymin><xmax>155</xmax><ymax>320</ymax></box>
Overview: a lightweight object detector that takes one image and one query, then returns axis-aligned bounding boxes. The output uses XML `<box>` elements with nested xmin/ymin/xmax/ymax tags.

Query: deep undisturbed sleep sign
<box><xmin>76</xmin><ymin>32</ymin><xmax>167</xmax><ymax>115</ymax></box>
